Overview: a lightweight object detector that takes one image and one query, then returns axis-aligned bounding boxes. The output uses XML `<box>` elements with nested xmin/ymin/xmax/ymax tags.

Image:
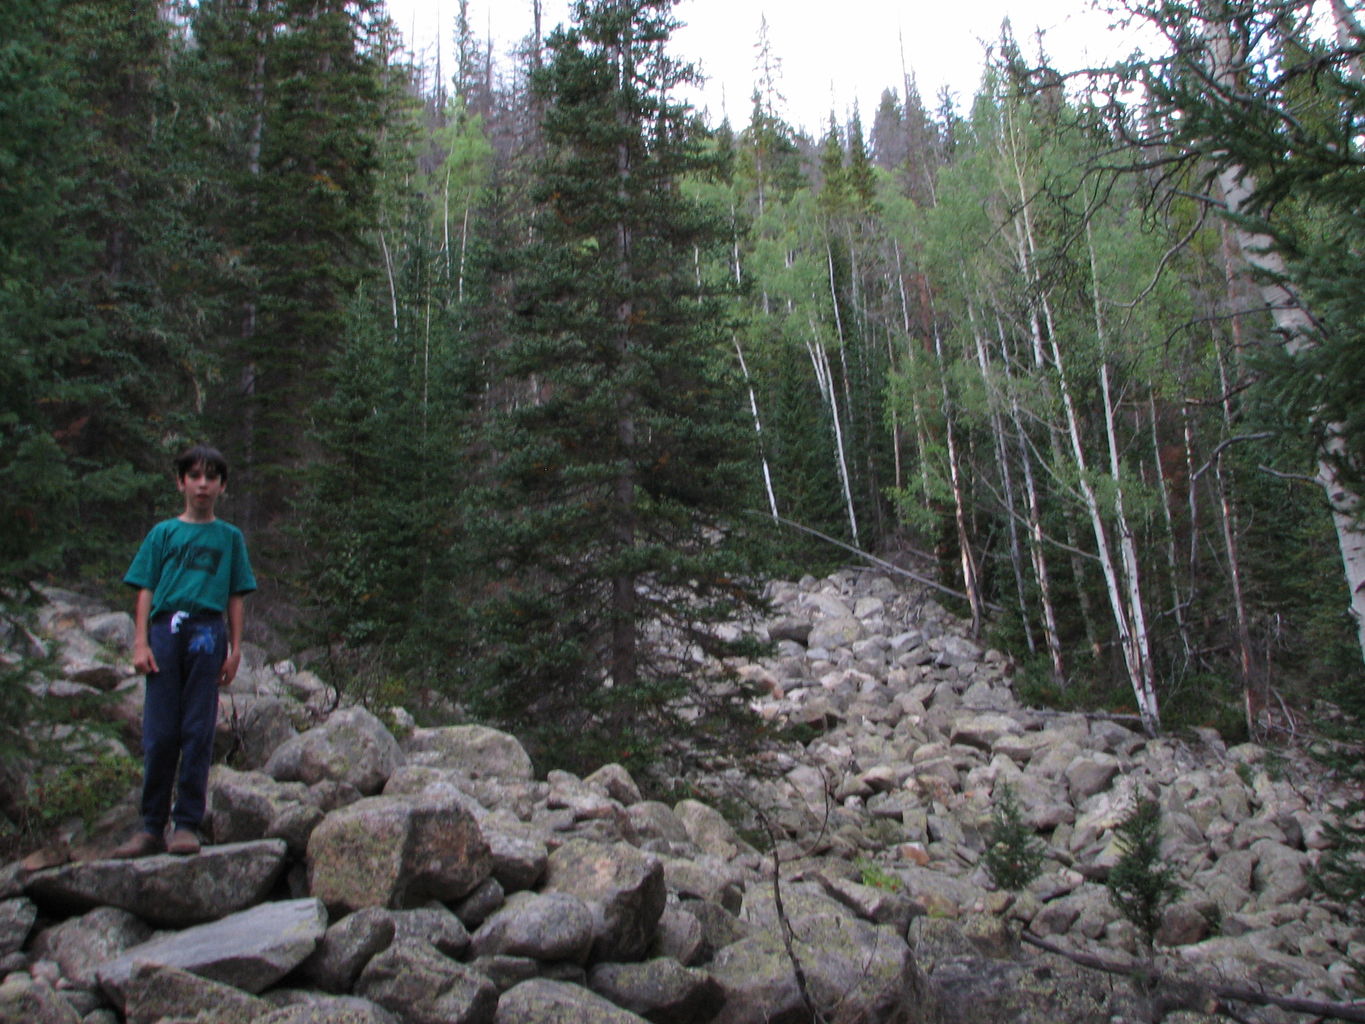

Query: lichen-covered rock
<box><xmin>588</xmin><ymin>958</ymin><xmax>724</xmax><ymax>1024</ymax></box>
<box><xmin>209</xmin><ymin>766</ymin><xmax>323</xmax><ymax>856</ymax></box>
<box><xmin>544</xmin><ymin>840</ymin><xmax>665</xmax><ymax>963</ymax></box>
<box><xmin>0</xmin><ymin>973</ymin><xmax>81</xmax><ymax>1024</ymax></box>
<box><xmin>402</xmin><ymin>725</ymin><xmax>534</xmax><ymax>780</ymax></box>
<box><xmin>306</xmin><ymin>795</ymin><xmax>491</xmax><ymax>913</ymax></box>
<box><xmin>25</xmin><ymin>840</ymin><xmax>289</xmax><ymax>927</ymax></box>
<box><xmin>30</xmin><ymin>906</ymin><xmax>150</xmax><ymax>988</ymax></box>
<box><xmin>123</xmin><ymin>964</ymin><xmax>271</xmax><ymax>1024</ymax></box>
<box><xmin>354</xmin><ymin>937</ymin><xmax>497</xmax><ymax>1024</ymax></box>
<box><xmin>0</xmin><ymin>898</ymin><xmax>36</xmax><ymax>958</ymax></box>
<box><xmin>300</xmin><ymin>906</ymin><xmax>396</xmax><ymax>994</ymax></box>
<box><xmin>265</xmin><ymin>707</ymin><xmax>403</xmax><ymax>795</ymax></box>
<box><xmin>96</xmin><ymin>898</ymin><xmax>328</xmax><ymax>1008</ymax></box>
<box><xmin>494</xmin><ymin>978</ymin><xmax>651</xmax><ymax>1024</ymax></box>
<box><xmin>470</xmin><ymin>891</ymin><xmax>595</xmax><ymax>963</ymax></box>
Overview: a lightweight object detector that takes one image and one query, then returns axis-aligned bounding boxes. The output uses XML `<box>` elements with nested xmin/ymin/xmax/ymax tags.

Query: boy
<box><xmin>112</xmin><ymin>445</ymin><xmax>256</xmax><ymax>858</ymax></box>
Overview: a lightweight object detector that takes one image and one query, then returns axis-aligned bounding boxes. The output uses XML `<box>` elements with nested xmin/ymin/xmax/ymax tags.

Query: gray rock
<box><xmin>659</xmin><ymin>855</ymin><xmax>744</xmax><ymax>913</ymax></box>
<box><xmin>402</xmin><ymin>725</ymin><xmax>534</xmax><ymax>780</ymax></box>
<box><xmin>544</xmin><ymin>840</ymin><xmax>665</xmax><ymax>962</ymax></box>
<box><xmin>233</xmin><ymin>698</ymin><xmax>301</xmax><ymax>771</ymax></box>
<box><xmin>1250</xmin><ymin>838</ymin><xmax>1311</xmax><ymax>907</ymax></box>
<box><xmin>123</xmin><ymin>964</ymin><xmax>270</xmax><ymax>1024</ymax></box>
<box><xmin>548</xmin><ymin>770</ymin><xmax>618</xmax><ymax>820</ymax></box>
<box><xmin>301</xmin><ymin>906</ymin><xmax>396</xmax><ymax>993</ymax></box>
<box><xmin>25</xmin><ymin>840</ymin><xmax>289</xmax><ymax>927</ymax></box>
<box><xmin>808</xmin><ymin>616</ymin><xmax>864</xmax><ymax>650</ymax></box>
<box><xmin>673</xmin><ymin>801</ymin><xmax>754</xmax><ymax>861</ymax></box>
<box><xmin>651</xmin><ymin>905</ymin><xmax>708</xmax><ymax>966</ymax></box>
<box><xmin>83</xmin><ymin>612</ymin><xmax>134</xmax><ymax>651</ymax></box>
<box><xmin>30</xmin><ymin>906</ymin><xmax>150</xmax><ymax>988</ymax></box>
<box><xmin>455</xmin><ymin>876</ymin><xmax>505</xmax><ymax>928</ymax></box>
<box><xmin>470</xmin><ymin>891</ymin><xmax>595</xmax><ymax>963</ymax></box>
<box><xmin>483</xmin><ymin>822</ymin><xmax>550</xmax><ymax>892</ymax></box>
<box><xmin>254</xmin><ymin>996</ymin><xmax>400</xmax><ymax>1024</ymax></box>
<box><xmin>950</xmin><ymin>713</ymin><xmax>1022</xmax><ymax>752</ymax></box>
<box><xmin>209</xmin><ymin>766</ymin><xmax>323</xmax><ymax>856</ymax></box>
<box><xmin>624</xmin><ymin>802</ymin><xmax>692</xmax><ymax>849</ymax></box>
<box><xmin>494</xmin><ymin>978</ymin><xmax>650</xmax><ymax>1024</ymax></box>
<box><xmin>96</xmin><ymin>898</ymin><xmax>328</xmax><ymax>1008</ymax></box>
<box><xmin>306</xmin><ymin>794</ymin><xmax>491</xmax><ymax>913</ymax></box>
<box><xmin>355</xmin><ymin>937</ymin><xmax>497</xmax><ymax>1024</ymax></box>
<box><xmin>709</xmin><ymin>911</ymin><xmax>930</xmax><ymax>1024</ymax></box>
<box><xmin>0</xmin><ymin>973</ymin><xmax>82</xmax><ymax>1024</ymax></box>
<box><xmin>1064</xmin><ymin>753</ymin><xmax>1121</xmax><ymax>802</ymax></box>
<box><xmin>588</xmin><ymin>958</ymin><xmax>724</xmax><ymax>1024</ymax></box>
<box><xmin>0</xmin><ymin>898</ymin><xmax>36</xmax><ymax>957</ymax></box>
<box><xmin>584</xmin><ymin>763</ymin><xmax>643</xmax><ymax>806</ymax></box>
<box><xmin>391</xmin><ymin>903</ymin><xmax>470</xmax><ymax>958</ymax></box>
<box><xmin>265</xmin><ymin>707</ymin><xmax>403</xmax><ymax>795</ymax></box>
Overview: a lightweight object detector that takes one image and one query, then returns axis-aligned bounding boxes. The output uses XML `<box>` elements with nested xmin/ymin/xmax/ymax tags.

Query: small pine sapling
<box><xmin>983</xmin><ymin>782</ymin><xmax>1046</xmax><ymax>893</ymax></box>
<box><xmin>1106</xmin><ymin>797</ymin><xmax>1180</xmax><ymax>949</ymax></box>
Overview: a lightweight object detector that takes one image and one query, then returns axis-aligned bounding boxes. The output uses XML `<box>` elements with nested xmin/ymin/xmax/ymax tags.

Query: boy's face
<box><xmin>177</xmin><ymin>461</ymin><xmax>226</xmax><ymax>518</ymax></box>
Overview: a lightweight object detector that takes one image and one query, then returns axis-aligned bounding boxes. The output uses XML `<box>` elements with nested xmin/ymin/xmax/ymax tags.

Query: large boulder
<box><xmin>494</xmin><ymin>978</ymin><xmax>651</xmax><ymax>1024</ymax></box>
<box><xmin>588</xmin><ymin>958</ymin><xmax>725</xmax><ymax>1024</ymax></box>
<box><xmin>265</xmin><ymin>707</ymin><xmax>403</xmax><ymax>795</ymax></box>
<box><xmin>543</xmin><ymin>840</ymin><xmax>665</xmax><ymax>962</ymax></box>
<box><xmin>254</xmin><ymin>997</ymin><xmax>400</xmax><ymax>1024</ymax></box>
<box><xmin>307</xmin><ymin>794</ymin><xmax>491</xmax><ymax>913</ymax></box>
<box><xmin>30</xmin><ymin>906</ymin><xmax>150</xmax><ymax>988</ymax></box>
<box><xmin>354</xmin><ymin>937</ymin><xmax>498</xmax><ymax>1024</ymax></box>
<box><xmin>402</xmin><ymin>725</ymin><xmax>534</xmax><ymax>780</ymax></box>
<box><xmin>0</xmin><ymin>974</ymin><xmax>81</xmax><ymax>1024</ymax></box>
<box><xmin>25</xmin><ymin>840</ymin><xmax>289</xmax><ymax>927</ymax></box>
<box><xmin>469</xmin><ymin>891</ymin><xmax>595</xmax><ymax>963</ymax></box>
<box><xmin>123</xmin><ymin>964</ymin><xmax>271</xmax><ymax>1024</ymax></box>
<box><xmin>209</xmin><ymin>766</ymin><xmax>324</xmax><ymax>856</ymax></box>
<box><xmin>96</xmin><ymin>898</ymin><xmax>328</xmax><ymax>1008</ymax></box>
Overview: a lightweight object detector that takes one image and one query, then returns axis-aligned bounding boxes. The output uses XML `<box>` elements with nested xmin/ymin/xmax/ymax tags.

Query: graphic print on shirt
<box><xmin>165</xmin><ymin>541</ymin><xmax>224</xmax><ymax>576</ymax></box>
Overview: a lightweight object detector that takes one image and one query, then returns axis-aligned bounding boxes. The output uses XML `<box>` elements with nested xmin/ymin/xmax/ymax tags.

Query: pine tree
<box><xmin>469</xmin><ymin>0</ymin><xmax>768</xmax><ymax>774</ymax></box>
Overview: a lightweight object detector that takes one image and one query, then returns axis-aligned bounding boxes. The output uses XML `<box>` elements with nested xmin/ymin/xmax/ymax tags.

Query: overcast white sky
<box><xmin>384</xmin><ymin>0</ymin><xmax>1138</xmax><ymax>132</ymax></box>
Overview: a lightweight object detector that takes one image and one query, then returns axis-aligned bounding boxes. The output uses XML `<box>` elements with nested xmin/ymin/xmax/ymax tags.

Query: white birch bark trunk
<box><xmin>1209</xmin><ymin>24</ymin><xmax>1365</xmax><ymax>662</ymax></box>
<box><xmin>807</xmin><ymin>325</ymin><xmax>860</xmax><ymax>547</ymax></box>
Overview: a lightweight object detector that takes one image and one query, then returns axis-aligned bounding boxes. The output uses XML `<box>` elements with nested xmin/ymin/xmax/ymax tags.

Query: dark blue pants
<box><xmin>140</xmin><ymin>612</ymin><xmax>225</xmax><ymax>835</ymax></box>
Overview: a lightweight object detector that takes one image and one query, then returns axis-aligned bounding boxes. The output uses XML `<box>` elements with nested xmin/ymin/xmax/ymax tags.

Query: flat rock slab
<box><xmin>25</xmin><ymin>840</ymin><xmax>289</xmax><ymax>928</ymax></box>
<box><xmin>96</xmin><ymin>897</ymin><xmax>327</xmax><ymax>1009</ymax></box>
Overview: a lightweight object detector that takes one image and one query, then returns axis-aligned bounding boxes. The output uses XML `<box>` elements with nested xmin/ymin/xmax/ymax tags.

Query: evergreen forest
<box><xmin>4</xmin><ymin>0</ymin><xmax>1365</xmax><ymax>785</ymax></box>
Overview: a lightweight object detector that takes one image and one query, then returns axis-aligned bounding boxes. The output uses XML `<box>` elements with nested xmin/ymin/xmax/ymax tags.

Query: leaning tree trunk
<box><xmin>1209</xmin><ymin>21</ymin><xmax>1365</xmax><ymax>664</ymax></box>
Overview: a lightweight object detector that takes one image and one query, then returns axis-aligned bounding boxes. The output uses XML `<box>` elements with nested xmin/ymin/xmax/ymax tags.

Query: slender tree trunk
<box><xmin>932</xmin><ymin>323</ymin><xmax>982</xmax><ymax>635</ymax></box>
<box><xmin>807</xmin><ymin>323</ymin><xmax>860</xmax><ymax>547</ymax></box>
<box><xmin>735</xmin><ymin>337</ymin><xmax>779</xmax><ymax>519</ymax></box>
<box><xmin>970</xmin><ymin>307</ymin><xmax>1033</xmax><ymax>652</ymax></box>
<box><xmin>1086</xmin><ymin>225</ymin><xmax>1159</xmax><ymax>732</ymax></box>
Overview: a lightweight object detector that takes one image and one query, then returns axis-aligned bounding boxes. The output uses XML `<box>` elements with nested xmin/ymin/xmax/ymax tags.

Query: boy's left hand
<box><xmin>219</xmin><ymin>648</ymin><xmax>241</xmax><ymax>688</ymax></box>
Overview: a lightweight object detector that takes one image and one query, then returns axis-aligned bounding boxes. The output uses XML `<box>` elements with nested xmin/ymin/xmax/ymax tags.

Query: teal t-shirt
<box><xmin>124</xmin><ymin>518</ymin><xmax>256</xmax><ymax>618</ymax></box>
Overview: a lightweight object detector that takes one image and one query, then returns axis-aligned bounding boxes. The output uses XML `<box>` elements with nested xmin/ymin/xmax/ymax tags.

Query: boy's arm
<box><xmin>220</xmin><ymin>593</ymin><xmax>245</xmax><ymax>687</ymax></box>
<box><xmin>132</xmin><ymin>588</ymin><xmax>158</xmax><ymax>675</ymax></box>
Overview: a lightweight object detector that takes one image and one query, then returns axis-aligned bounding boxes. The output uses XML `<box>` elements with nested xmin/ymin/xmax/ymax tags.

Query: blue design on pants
<box><xmin>140</xmin><ymin>615</ymin><xmax>226</xmax><ymax>834</ymax></box>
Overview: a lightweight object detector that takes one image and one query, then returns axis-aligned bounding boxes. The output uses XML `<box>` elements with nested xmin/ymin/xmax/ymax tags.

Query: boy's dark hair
<box><xmin>175</xmin><ymin>444</ymin><xmax>229</xmax><ymax>483</ymax></box>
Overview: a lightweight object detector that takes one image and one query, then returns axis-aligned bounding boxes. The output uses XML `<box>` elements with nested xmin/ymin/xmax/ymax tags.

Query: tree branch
<box><xmin>1020</xmin><ymin>930</ymin><xmax>1365</xmax><ymax>1023</ymax></box>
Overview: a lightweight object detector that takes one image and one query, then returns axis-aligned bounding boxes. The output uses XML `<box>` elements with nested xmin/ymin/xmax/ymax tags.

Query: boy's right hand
<box><xmin>133</xmin><ymin>641</ymin><xmax>158</xmax><ymax>675</ymax></box>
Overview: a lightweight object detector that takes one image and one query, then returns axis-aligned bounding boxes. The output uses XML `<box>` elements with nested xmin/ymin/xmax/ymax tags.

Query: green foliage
<box><xmin>31</xmin><ymin>750</ymin><xmax>140</xmax><ymax>833</ymax></box>
<box><xmin>855</xmin><ymin>858</ymin><xmax>902</xmax><ymax>892</ymax></box>
<box><xmin>1106</xmin><ymin>797</ymin><xmax>1180</xmax><ymax>948</ymax></box>
<box><xmin>461</xmin><ymin>0</ymin><xmax>771</xmax><ymax>776</ymax></box>
<box><xmin>982</xmin><ymin>782</ymin><xmax>1046</xmax><ymax>893</ymax></box>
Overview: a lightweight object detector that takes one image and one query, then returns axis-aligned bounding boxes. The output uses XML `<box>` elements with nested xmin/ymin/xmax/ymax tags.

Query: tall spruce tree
<box><xmin>469</xmin><ymin>0</ymin><xmax>768</xmax><ymax>774</ymax></box>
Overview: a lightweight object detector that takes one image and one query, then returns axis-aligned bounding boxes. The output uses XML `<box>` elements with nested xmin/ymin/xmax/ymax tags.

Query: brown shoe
<box><xmin>167</xmin><ymin>828</ymin><xmax>201</xmax><ymax>856</ymax></box>
<box><xmin>111</xmin><ymin>831</ymin><xmax>165</xmax><ymax>859</ymax></box>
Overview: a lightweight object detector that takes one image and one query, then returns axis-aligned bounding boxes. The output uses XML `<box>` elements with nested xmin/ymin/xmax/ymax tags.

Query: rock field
<box><xmin>0</xmin><ymin>570</ymin><xmax>1360</xmax><ymax>1024</ymax></box>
